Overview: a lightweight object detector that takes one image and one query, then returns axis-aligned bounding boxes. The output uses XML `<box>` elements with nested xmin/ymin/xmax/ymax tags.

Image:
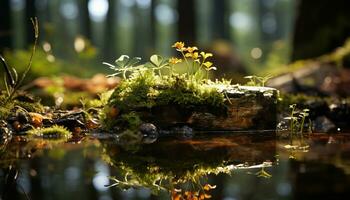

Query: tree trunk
<box><xmin>0</xmin><ymin>0</ymin><xmax>11</xmax><ymax>52</ymax></box>
<box><xmin>292</xmin><ymin>0</ymin><xmax>350</xmax><ymax>61</ymax></box>
<box><xmin>25</xmin><ymin>0</ymin><xmax>36</xmax><ymax>46</ymax></box>
<box><xmin>177</xmin><ymin>0</ymin><xmax>195</xmax><ymax>44</ymax></box>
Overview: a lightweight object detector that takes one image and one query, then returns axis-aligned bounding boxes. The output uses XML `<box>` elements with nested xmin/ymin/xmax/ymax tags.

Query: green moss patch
<box><xmin>27</xmin><ymin>125</ymin><xmax>72</xmax><ymax>139</ymax></box>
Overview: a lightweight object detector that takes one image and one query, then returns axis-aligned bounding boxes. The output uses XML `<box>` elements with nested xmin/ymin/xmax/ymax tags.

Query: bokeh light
<box><xmin>88</xmin><ymin>0</ymin><xmax>109</xmax><ymax>22</ymax></box>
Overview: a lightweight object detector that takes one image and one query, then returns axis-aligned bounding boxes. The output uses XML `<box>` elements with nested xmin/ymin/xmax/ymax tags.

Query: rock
<box><xmin>328</xmin><ymin>101</ymin><xmax>350</xmax><ymax>129</ymax></box>
<box><xmin>139</xmin><ymin>123</ymin><xmax>158</xmax><ymax>144</ymax></box>
<box><xmin>313</xmin><ymin>116</ymin><xmax>336</xmax><ymax>133</ymax></box>
<box><xmin>198</xmin><ymin>86</ymin><xmax>277</xmax><ymax>130</ymax></box>
<box><xmin>17</xmin><ymin>111</ymin><xmax>30</xmax><ymax>124</ymax></box>
<box><xmin>149</xmin><ymin>86</ymin><xmax>278</xmax><ymax>131</ymax></box>
<box><xmin>55</xmin><ymin>118</ymin><xmax>85</xmax><ymax>131</ymax></box>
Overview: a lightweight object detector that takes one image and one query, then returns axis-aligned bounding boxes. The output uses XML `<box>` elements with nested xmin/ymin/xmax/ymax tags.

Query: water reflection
<box><xmin>0</xmin><ymin>132</ymin><xmax>350</xmax><ymax>199</ymax></box>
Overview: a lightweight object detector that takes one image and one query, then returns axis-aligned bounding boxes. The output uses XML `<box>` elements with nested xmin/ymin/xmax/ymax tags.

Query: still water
<box><xmin>1</xmin><ymin>132</ymin><xmax>350</xmax><ymax>200</ymax></box>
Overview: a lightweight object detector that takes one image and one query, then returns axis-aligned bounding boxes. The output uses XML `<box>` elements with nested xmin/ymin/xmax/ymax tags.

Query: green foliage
<box><xmin>0</xmin><ymin>18</ymin><xmax>47</xmax><ymax>121</ymax></box>
<box><xmin>0</xmin><ymin>93</ymin><xmax>44</xmax><ymax>120</ymax></box>
<box><xmin>120</xmin><ymin>112</ymin><xmax>142</xmax><ymax>130</ymax></box>
<box><xmin>102</xmin><ymin>42</ymin><xmax>235</xmax><ymax>130</ymax></box>
<box><xmin>84</xmin><ymin>90</ymin><xmax>113</xmax><ymax>109</ymax></box>
<box><xmin>2</xmin><ymin>49</ymin><xmax>61</xmax><ymax>83</ymax></box>
<box><xmin>103</xmin><ymin>55</ymin><xmax>142</xmax><ymax>79</ymax></box>
<box><xmin>27</xmin><ymin>125</ymin><xmax>72</xmax><ymax>139</ymax></box>
<box><xmin>284</xmin><ymin>104</ymin><xmax>310</xmax><ymax>148</ymax></box>
<box><xmin>244</xmin><ymin>75</ymin><xmax>272</xmax><ymax>87</ymax></box>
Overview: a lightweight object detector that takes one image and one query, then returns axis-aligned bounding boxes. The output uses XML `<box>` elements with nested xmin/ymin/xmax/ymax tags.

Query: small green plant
<box><xmin>284</xmin><ymin>104</ymin><xmax>311</xmax><ymax>149</ymax></box>
<box><xmin>103</xmin><ymin>55</ymin><xmax>141</xmax><ymax>79</ymax></box>
<box><xmin>244</xmin><ymin>75</ymin><xmax>272</xmax><ymax>87</ymax></box>
<box><xmin>103</xmin><ymin>41</ymin><xmax>217</xmax><ymax>83</ymax></box>
<box><xmin>1</xmin><ymin>18</ymin><xmax>39</xmax><ymax>103</ymax></box>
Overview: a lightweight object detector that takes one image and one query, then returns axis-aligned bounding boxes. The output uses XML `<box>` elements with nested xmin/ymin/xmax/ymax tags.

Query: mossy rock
<box><xmin>104</xmin><ymin>78</ymin><xmax>278</xmax><ymax>131</ymax></box>
<box><xmin>187</xmin><ymin>85</ymin><xmax>278</xmax><ymax>130</ymax></box>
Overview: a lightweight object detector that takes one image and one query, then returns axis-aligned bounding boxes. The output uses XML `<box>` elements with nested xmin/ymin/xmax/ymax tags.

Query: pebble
<box><xmin>139</xmin><ymin>123</ymin><xmax>158</xmax><ymax>144</ymax></box>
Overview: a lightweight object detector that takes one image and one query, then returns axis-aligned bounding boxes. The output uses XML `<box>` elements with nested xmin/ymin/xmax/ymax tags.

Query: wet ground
<box><xmin>1</xmin><ymin>131</ymin><xmax>350</xmax><ymax>200</ymax></box>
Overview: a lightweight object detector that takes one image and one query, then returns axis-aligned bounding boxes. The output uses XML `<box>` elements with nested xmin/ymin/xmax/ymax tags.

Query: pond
<box><xmin>1</xmin><ymin>131</ymin><xmax>350</xmax><ymax>200</ymax></box>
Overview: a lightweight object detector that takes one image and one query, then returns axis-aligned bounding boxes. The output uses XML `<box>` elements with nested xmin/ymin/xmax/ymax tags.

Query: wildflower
<box><xmin>185</xmin><ymin>52</ymin><xmax>200</xmax><ymax>60</ymax></box>
<box><xmin>200</xmin><ymin>52</ymin><xmax>213</xmax><ymax>60</ymax></box>
<box><xmin>186</xmin><ymin>46</ymin><xmax>198</xmax><ymax>53</ymax></box>
<box><xmin>169</xmin><ymin>57</ymin><xmax>182</xmax><ymax>64</ymax></box>
<box><xmin>172</xmin><ymin>41</ymin><xmax>186</xmax><ymax>51</ymax></box>
<box><xmin>203</xmin><ymin>61</ymin><xmax>216</xmax><ymax>70</ymax></box>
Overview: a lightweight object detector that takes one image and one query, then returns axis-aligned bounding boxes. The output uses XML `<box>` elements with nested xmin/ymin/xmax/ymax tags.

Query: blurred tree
<box><xmin>212</xmin><ymin>0</ymin><xmax>229</xmax><ymax>40</ymax></box>
<box><xmin>78</xmin><ymin>0</ymin><xmax>91</xmax><ymax>39</ymax></box>
<box><xmin>104</xmin><ymin>0</ymin><xmax>117</xmax><ymax>60</ymax></box>
<box><xmin>178</xmin><ymin>0</ymin><xmax>195</xmax><ymax>44</ymax></box>
<box><xmin>292</xmin><ymin>0</ymin><xmax>350</xmax><ymax>61</ymax></box>
<box><xmin>25</xmin><ymin>0</ymin><xmax>36</xmax><ymax>46</ymax></box>
<box><xmin>0</xmin><ymin>0</ymin><xmax>11</xmax><ymax>52</ymax></box>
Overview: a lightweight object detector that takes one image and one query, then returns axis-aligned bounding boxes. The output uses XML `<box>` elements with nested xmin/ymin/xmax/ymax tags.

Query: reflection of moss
<box><xmin>105</xmin><ymin>148</ymin><xmax>229</xmax><ymax>194</ymax></box>
<box><xmin>103</xmin><ymin>136</ymin><xmax>257</xmax><ymax>193</ymax></box>
<box><xmin>27</xmin><ymin>125</ymin><xmax>72</xmax><ymax>139</ymax></box>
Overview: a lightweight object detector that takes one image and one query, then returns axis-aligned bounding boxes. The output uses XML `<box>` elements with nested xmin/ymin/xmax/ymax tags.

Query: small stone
<box><xmin>139</xmin><ymin>123</ymin><xmax>158</xmax><ymax>144</ymax></box>
<box><xmin>55</xmin><ymin>117</ymin><xmax>85</xmax><ymax>131</ymax></box>
<box><xmin>17</xmin><ymin>111</ymin><xmax>30</xmax><ymax>124</ymax></box>
<box><xmin>313</xmin><ymin>116</ymin><xmax>336</xmax><ymax>133</ymax></box>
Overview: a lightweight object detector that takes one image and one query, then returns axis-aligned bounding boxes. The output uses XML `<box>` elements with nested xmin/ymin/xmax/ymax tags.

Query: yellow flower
<box><xmin>203</xmin><ymin>61</ymin><xmax>213</xmax><ymax>68</ymax></box>
<box><xmin>185</xmin><ymin>52</ymin><xmax>200</xmax><ymax>60</ymax></box>
<box><xmin>172</xmin><ymin>42</ymin><xmax>186</xmax><ymax>51</ymax></box>
<box><xmin>169</xmin><ymin>57</ymin><xmax>182</xmax><ymax>64</ymax></box>
<box><xmin>200</xmin><ymin>51</ymin><xmax>213</xmax><ymax>59</ymax></box>
<box><xmin>203</xmin><ymin>61</ymin><xmax>216</xmax><ymax>71</ymax></box>
<box><xmin>192</xmin><ymin>52</ymin><xmax>199</xmax><ymax>59</ymax></box>
<box><xmin>186</xmin><ymin>46</ymin><xmax>198</xmax><ymax>53</ymax></box>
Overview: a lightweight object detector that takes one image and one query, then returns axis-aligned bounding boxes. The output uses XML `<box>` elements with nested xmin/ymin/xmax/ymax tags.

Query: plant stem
<box><xmin>6</xmin><ymin>18</ymin><xmax>39</xmax><ymax>102</ymax></box>
<box><xmin>290</xmin><ymin>105</ymin><xmax>296</xmax><ymax>145</ymax></box>
<box><xmin>299</xmin><ymin>114</ymin><xmax>306</xmax><ymax>145</ymax></box>
<box><xmin>0</xmin><ymin>55</ymin><xmax>16</xmax><ymax>88</ymax></box>
<box><xmin>180</xmin><ymin>51</ymin><xmax>190</xmax><ymax>77</ymax></box>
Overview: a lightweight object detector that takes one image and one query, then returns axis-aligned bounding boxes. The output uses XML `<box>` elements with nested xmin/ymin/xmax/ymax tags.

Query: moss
<box><xmin>103</xmin><ymin>70</ymin><xmax>227</xmax><ymax>130</ymax></box>
<box><xmin>0</xmin><ymin>93</ymin><xmax>44</xmax><ymax>120</ymax></box>
<box><xmin>27</xmin><ymin>125</ymin><xmax>72</xmax><ymax>139</ymax></box>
